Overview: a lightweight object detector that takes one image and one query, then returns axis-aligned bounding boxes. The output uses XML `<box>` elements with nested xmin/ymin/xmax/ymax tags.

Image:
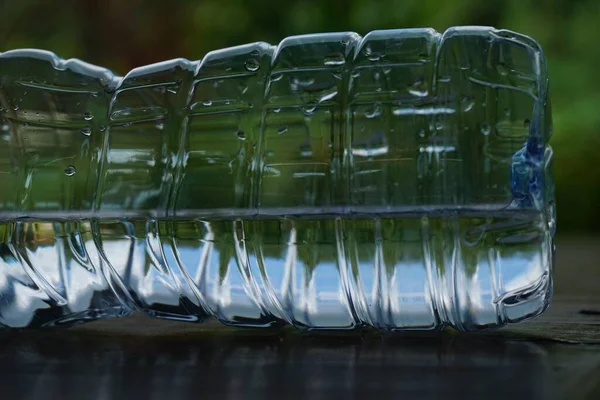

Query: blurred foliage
<box><xmin>0</xmin><ymin>0</ymin><xmax>599</xmax><ymax>232</ymax></box>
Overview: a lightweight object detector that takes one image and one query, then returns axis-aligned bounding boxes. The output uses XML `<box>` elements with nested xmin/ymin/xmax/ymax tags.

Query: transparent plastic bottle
<box><xmin>0</xmin><ymin>26</ymin><xmax>554</xmax><ymax>330</ymax></box>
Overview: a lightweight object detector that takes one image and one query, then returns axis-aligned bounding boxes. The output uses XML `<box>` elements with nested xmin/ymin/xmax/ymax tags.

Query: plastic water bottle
<box><xmin>0</xmin><ymin>26</ymin><xmax>554</xmax><ymax>331</ymax></box>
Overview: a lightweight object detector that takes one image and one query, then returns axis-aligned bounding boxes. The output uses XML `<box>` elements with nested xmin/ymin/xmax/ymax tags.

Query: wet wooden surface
<box><xmin>0</xmin><ymin>235</ymin><xmax>599</xmax><ymax>399</ymax></box>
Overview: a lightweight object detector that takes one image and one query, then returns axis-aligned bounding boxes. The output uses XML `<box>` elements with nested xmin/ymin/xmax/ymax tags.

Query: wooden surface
<box><xmin>0</xmin><ymin>235</ymin><xmax>599</xmax><ymax>399</ymax></box>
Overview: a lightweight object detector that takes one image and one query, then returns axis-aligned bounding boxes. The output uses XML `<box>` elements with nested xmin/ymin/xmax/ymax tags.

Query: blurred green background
<box><xmin>0</xmin><ymin>0</ymin><xmax>598</xmax><ymax>233</ymax></box>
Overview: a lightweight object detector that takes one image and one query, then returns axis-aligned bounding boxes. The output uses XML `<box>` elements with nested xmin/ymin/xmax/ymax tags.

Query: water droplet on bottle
<box><xmin>83</xmin><ymin>112</ymin><xmax>93</xmax><ymax>121</ymax></box>
<box><xmin>202</xmin><ymin>100</ymin><xmax>212</xmax><ymax>106</ymax></box>
<box><xmin>461</xmin><ymin>97</ymin><xmax>475</xmax><ymax>112</ymax></box>
<box><xmin>99</xmin><ymin>125</ymin><xmax>106</xmax><ymax>132</ymax></box>
<box><xmin>266</xmin><ymin>150</ymin><xmax>275</xmax><ymax>157</ymax></box>
<box><xmin>481</xmin><ymin>123</ymin><xmax>491</xmax><ymax>136</ymax></box>
<box><xmin>408</xmin><ymin>80</ymin><xmax>428</xmax><ymax>97</ymax></box>
<box><xmin>273</xmin><ymin>107</ymin><xmax>281</xmax><ymax>113</ymax></box>
<box><xmin>23</xmin><ymin>122</ymin><xmax>28</xmax><ymax>128</ymax></box>
<box><xmin>23</xmin><ymin>91</ymin><xmax>27</xmax><ymax>96</ymax></box>
<box><xmin>481</xmin><ymin>101</ymin><xmax>486</xmax><ymax>108</ymax></box>
<box><xmin>438</xmin><ymin>75</ymin><xmax>451</xmax><ymax>83</ymax></box>
<box><xmin>497</xmin><ymin>63</ymin><xmax>509</xmax><ymax>76</ymax></box>
<box><xmin>76</xmin><ymin>101</ymin><xmax>81</xmax><ymax>106</ymax></box>
<box><xmin>271</xmin><ymin>73</ymin><xmax>283</xmax><ymax>82</ymax></box>
<box><xmin>245</xmin><ymin>59</ymin><xmax>260</xmax><ymax>72</ymax></box>
<box><xmin>12</xmin><ymin>105</ymin><xmax>19</xmax><ymax>111</ymax></box>
<box><xmin>435</xmin><ymin>122</ymin><xmax>443</xmax><ymax>131</ymax></box>
<box><xmin>236</xmin><ymin>130</ymin><xmax>246</xmax><ymax>140</ymax></box>
<box><xmin>278</xmin><ymin>126</ymin><xmax>288</xmax><ymax>135</ymax></box>
<box><xmin>81</xmin><ymin>127</ymin><xmax>92</xmax><ymax>136</ymax></box>
<box><xmin>239</xmin><ymin>82</ymin><xmax>248</xmax><ymax>94</ymax></box>
<box><xmin>324</xmin><ymin>52</ymin><xmax>345</xmax><ymax>66</ymax></box>
<box><xmin>504</xmin><ymin>108</ymin><xmax>511</xmax><ymax>117</ymax></box>
<box><xmin>302</xmin><ymin>102</ymin><xmax>318</xmax><ymax>116</ymax></box>
<box><xmin>64</xmin><ymin>165</ymin><xmax>76</xmax><ymax>176</ymax></box>
<box><xmin>524</xmin><ymin>118</ymin><xmax>531</xmax><ymax>129</ymax></box>
<box><xmin>418</xmin><ymin>128</ymin><xmax>426</xmax><ymax>138</ymax></box>
<box><xmin>155</xmin><ymin>122</ymin><xmax>164</xmax><ymax>130</ymax></box>
<box><xmin>364</xmin><ymin>103</ymin><xmax>382</xmax><ymax>119</ymax></box>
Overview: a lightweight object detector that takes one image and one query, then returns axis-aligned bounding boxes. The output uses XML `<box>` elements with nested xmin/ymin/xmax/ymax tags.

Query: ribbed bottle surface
<box><xmin>0</xmin><ymin>27</ymin><xmax>554</xmax><ymax>330</ymax></box>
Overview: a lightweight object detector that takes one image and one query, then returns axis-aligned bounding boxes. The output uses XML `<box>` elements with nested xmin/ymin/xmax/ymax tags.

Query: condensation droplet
<box><xmin>244</xmin><ymin>59</ymin><xmax>260</xmax><ymax>72</ymax></box>
<box><xmin>418</xmin><ymin>128</ymin><xmax>426</xmax><ymax>138</ymax></box>
<box><xmin>81</xmin><ymin>127</ymin><xmax>92</xmax><ymax>136</ymax></box>
<box><xmin>64</xmin><ymin>165</ymin><xmax>76</xmax><ymax>176</ymax></box>
<box><xmin>324</xmin><ymin>52</ymin><xmax>345</xmax><ymax>66</ymax></box>
<box><xmin>302</xmin><ymin>102</ymin><xmax>318</xmax><ymax>116</ymax></box>
<box><xmin>278</xmin><ymin>126</ymin><xmax>288</xmax><ymax>135</ymax></box>
<box><xmin>497</xmin><ymin>63</ymin><xmax>509</xmax><ymax>76</ymax></box>
<box><xmin>408</xmin><ymin>79</ymin><xmax>428</xmax><ymax>97</ymax></box>
<box><xmin>271</xmin><ymin>73</ymin><xmax>283</xmax><ymax>82</ymax></box>
<box><xmin>461</xmin><ymin>96</ymin><xmax>475</xmax><ymax>112</ymax></box>
<box><xmin>481</xmin><ymin>123</ymin><xmax>491</xmax><ymax>136</ymax></box>
<box><xmin>99</xmin><ymin>125</ymin><xmax>106</xmax><ymax>132</ymax></box>
<box><xmin>12</xmin><ymin>105</ymin><xmax>19</xmax><ymax>111</ymax></box>
<box><xmin>155</xmin><ymin>122</ymin><xmax>164</xmax><ymax>130</ymax></box>
<box><xmin>524</xmin><ymin>118</ymin><xmax>531</xmax><ymax>129</ymax></box>
<box><xmin>236</xmin><ymin>130</ymin><xmax>246</xmax><ymax>140</ymax></box>
<box><xmin>203</xmin><ymin>100</ymin><xmax>212</xmax><ymax>106</ymax></box>
<box><xmin>435</xmin><ymin>122</ymin><xmax>443</xmax><ymax>131</ymax></box>
<box><xmin>364</xmin><ymin>103</ymin><xmax>382</xmax><ymax>119</ymax></box>
<box><xmin>273</xmin><ymin>107</ymin><xmax>281</xmax><ymax>113</ymax></box>
<box><xmin>23</xmin><ymin>91</ymin><xmax>27</xmax><ymax>96</ymax></box>
<box><xmin>504</xmin><ymin>108</ymin><xmax>511</xmax><ymax>117</ymax></box>
<box><xmin>83</xmin><ymin>112</ymin><xmax>93</xmax><ymax>121</ymax></box>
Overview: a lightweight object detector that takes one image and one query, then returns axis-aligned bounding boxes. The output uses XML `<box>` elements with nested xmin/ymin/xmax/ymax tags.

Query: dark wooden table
<box><xmin>1</xmin><ymin>236</ymin><xmax>599</xmax><ymax>399</ymax></box>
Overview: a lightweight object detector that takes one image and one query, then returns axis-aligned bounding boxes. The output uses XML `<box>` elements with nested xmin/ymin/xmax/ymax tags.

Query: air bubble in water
<box><xmin>64</xmin><ymin>165</ymin><xmax>76</xmax><ymax>176</ymax></box>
